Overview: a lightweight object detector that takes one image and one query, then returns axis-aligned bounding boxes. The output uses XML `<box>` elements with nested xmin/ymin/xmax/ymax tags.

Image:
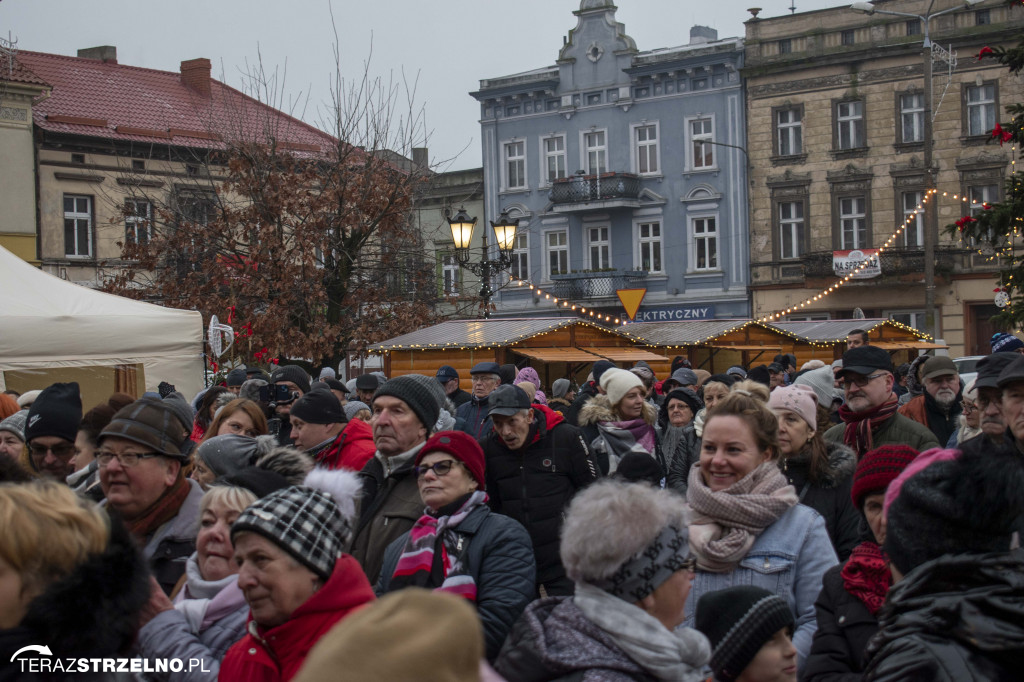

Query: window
<box><xmin>584</xmin><ymin>131</ymin><xmax>606</xmax><ymax>175</ymax></box>
<box><xmin>776</xmin><ymin>107</ymin><xmax>803</xmax><ymax>156</ymax></box>
<box><xmin>186</xmin><ymin>164</ymin><xmax>199</xmax><ymax>177</ymax></box>
<box><xmin>905</xmin><ymin>19</ymin><xmax>921</xmax><ymax>35</ymax></box>
<box><xmin>836</xmin><ymin>100</ymin><xmax>865</xmax><ymax>149</ymax></box>
<box><xmin>778</xmin><ymin>39</ymin><xmax>792</xmax><ymax>55</ymax></box>
<box><xmin>504</xmin><ymin>141</ymin><xmax>526</xmax><ymax>190</ymax></box>
<box><xmin>692</xmin><ymin>217</ymin><xmax>718</xmax><ymax>271</ymax></box>
<box><xmin>442</xmin><ymin>253</ymin><xmax>460</xmax><ymax>296</ymax></box>
<box><xmin>543</xmin><ymin>136</ymin><xmax>566</xmax><ymax>184</ymax></box>
<box><xmin>839</xmin><ymin>196</ymin><xmax>867</xmax><ymax>249</ymax></box>
<box><xmin>637</xmin><ymin>221</ymin><xmax>663</xmax><ymax>273</ymax></box>
<box><xmin>131</xmin><ymin>159</ymin><xmax>145</xmax><ymax>171</ymax></box>
<box><xmin>889</xmin><ymin>311</ymin><xmax>926</xmax><ymax>333</ymax></box>
<box><xmin>545</xmin><ymin>230</ymin><xmax>569</xmax><ymax>279</ymax></box>
<box><xmin>63</xmin><ymin>195</ymin><xmax>92</xmax><ymax>257</ymax></box>
<box><xmin>968</xmin><ymin>184</ymin><xmax>999</xmax><ymax>244</ymax></box>
<box><xmin>900</xmin><ymin>93</ymin><xmax>925</xmax><ymax>144</ymax></box>
<box><xmin>634</xmin><ymin>123</ymin><xmax>659</xmax><ymax>175</ymax></box>
<box><xmin>779</xmin><ymin>201</ymin><xmax>805</xmax><ymax>259</ymax></box>
<box><xmin>587</xmin><ymin>226</ymin><xmax>610</xmax><ymax>270</ymax></box>
<box><xmin>902</xmin><ymin>191</ymin><xmax>924</xmax><ymax>247</ymax></box>
<box><xmin>966</xmin><ymin>83</ymin><xmax>996</xmax><ymax>137</ymax></box>
<box><xmin>125</xmin><ymin>198</ymin><xmax>152</xmax><ymax>244</ymax></box>
<box><xmin>690</xmin><ymin>118</ymin><xmax>714</xmax><ymax>169</ymax></box>
<box><xmin>71</xmin><ymin>153</ymin><xmax>85</xmax><ymax>165</ymax></box>
<box><xmin>841</xmin><ymin>30</ymin><xmax>855</xmax><ymax>46</ymax></box>
<box><xmin>510</xmin><ymin>232</ymin><xmax>529</xmax><ymax>280</ymax></box>
<box><xmin>975</xmin><ymin>9</ymin><xmax>990</xmax><ymax>25</ymax></box>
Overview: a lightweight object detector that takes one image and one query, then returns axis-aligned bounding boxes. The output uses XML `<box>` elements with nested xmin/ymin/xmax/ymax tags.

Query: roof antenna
<box><xmin>790</xmin><ymin>0</ymin><xmax>797</xmax><ymax>13</ymax></box>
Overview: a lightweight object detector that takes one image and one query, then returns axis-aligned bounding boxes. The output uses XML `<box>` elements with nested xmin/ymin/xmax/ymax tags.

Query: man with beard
<box><xmin>897</xmin><ymin>356</ymin><xmax>962</xmax><ymax>446</ymax></box>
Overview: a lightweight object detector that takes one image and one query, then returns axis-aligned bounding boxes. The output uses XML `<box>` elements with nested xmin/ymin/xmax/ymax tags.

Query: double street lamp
<box><xmin>447</xmin><ymin>207</ymin><xmax>520</xmax><ymax>318</ymax></box>
<box><xmin>849</xmin><ymin>0</ymin><xmax>984</xmax><ymax>341</ymax></box>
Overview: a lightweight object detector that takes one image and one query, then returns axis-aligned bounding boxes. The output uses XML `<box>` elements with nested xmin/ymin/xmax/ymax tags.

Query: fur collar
<box><xmin>785</xmin><ymin>439</ymin><xmax>857</xmax><ymax>488</ymax></box>
<box><xmin>578</xmin><ymin>394</ymin><xmax>658</xmax><ymax>427</ymax></box>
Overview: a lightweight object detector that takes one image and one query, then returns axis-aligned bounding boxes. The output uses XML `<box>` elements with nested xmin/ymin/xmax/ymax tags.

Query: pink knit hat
<box><xmin>767</xmin><ymin>384</ymin><xmax>818</xmax><ymax>431</ymax></box>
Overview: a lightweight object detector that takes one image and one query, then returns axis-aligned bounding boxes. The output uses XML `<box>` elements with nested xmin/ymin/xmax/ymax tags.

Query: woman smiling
<box><xmin>579</xmin><ymin>368</ymin><xmax>663</xmax><ymax>475</ymax></box>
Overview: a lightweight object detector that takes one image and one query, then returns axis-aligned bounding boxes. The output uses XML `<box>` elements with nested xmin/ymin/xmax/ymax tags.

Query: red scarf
<box><xmin>838</xmin><ymin>394</ymin><xmax>900</xmax><ymax>457</ymax></box>
<box><xmin>123</xmin><ymin>474</ymin><xmax>192</xmax><ymax>540</ymax></box>
<box><xmin>840</xmin><ymin>541</ymin><xmax>892</xmax><ymax>615</ymax></box>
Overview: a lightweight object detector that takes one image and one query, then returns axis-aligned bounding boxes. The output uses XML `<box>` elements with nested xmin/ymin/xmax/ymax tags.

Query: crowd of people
<box><xmin>0</xmin><ymin>326</ymin><xmax>1022</xmax><ymax>681</ymax></box>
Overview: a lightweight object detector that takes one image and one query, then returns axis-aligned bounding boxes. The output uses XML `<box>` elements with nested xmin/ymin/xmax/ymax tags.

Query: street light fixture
<box><xmin>446</xmin><ymin>206</ymin><xmax>520</xmax><ymax>318</ymax></box>
<box><xmin>847</xmin><ymin>0</ymin><xmax>984</xmax><ymax>342</ymax></box>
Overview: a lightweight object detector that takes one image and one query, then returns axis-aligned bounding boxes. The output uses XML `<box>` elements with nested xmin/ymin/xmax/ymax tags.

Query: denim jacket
<box><xmin>683</xmin><ymin>504</ymin><xmax>838</xmax><ymax>667</ymax></box>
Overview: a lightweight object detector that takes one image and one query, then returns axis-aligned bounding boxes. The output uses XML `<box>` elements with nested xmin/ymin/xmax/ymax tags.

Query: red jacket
<box><xmin>218</xmin><ymin>555</ymin><xmax>375</xmax><ymax>681</ymax></box>
<box><xmin>312</xmin><ymin>419</ymin><xmax>376</xmax><ymax>472</ymax></box>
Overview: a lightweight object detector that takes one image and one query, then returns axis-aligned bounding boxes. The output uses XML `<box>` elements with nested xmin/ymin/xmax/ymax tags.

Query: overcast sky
<box><xmin>2</xmin><ymin>0</ymin><xmax>840</xmax><ymax>170</ymax></box>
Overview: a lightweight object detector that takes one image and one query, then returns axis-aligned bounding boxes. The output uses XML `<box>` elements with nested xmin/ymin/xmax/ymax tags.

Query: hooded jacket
<box><xmin>779</xmin><ymin>440</ymin><xmax>860</xmax><ymax>561</ymax></box>
<box><xmin>897</xmin><ymin>355</ymin><xmax>928</xmax><ymax>406</ymax></box>
<box><xmin>481</xmin><ymin>405</ymin><xmax>599</xmax><ymax>591</ymax></box>
<box><xmin>863</xmin><ymin>550</ymin><xmax>1024</xmax><ymax>682</ymax></box>
<box><xmin>307</xmin><ymin>418</ymin><xmax>375</xmax><ymax>472</ymax></box>
<box><xmin>897</xmin><ymin>388</ymin><xmax>963</xmax><ymax>447</ymax></box>
<box><xmin>0</xmin><ymin>516</ymin><xmax>149</xmax><ymax>682</ymax></box>
<box><xmin>578</xmin><ymin>394</ymin><xmax>663</xmax><ymax>476</ymax></box>
<box><xmin>218</xmin><ymin>555</ymin><xmax>375</xmax><ymax>682</ymax></box>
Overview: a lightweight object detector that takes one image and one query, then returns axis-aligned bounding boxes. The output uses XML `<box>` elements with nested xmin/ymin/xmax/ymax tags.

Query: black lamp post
<box><xmin>447</xmin><ymin>207</ymin><xmax>519</xmax><ymax>318</ymax></box>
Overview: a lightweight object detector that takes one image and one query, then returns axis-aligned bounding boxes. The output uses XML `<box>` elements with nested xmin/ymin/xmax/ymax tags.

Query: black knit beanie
<box><xmin>373</xmin><ymin>376</ymin><xmax>441</xmax><ymax>434</ymax></box>
<box><xmin>25</xmin><ymin>382</ymin><xmax>82</xmax><ymax>443</ymax></box>
<box><xmin>695</xmin><ymin>586</ymin><xmax>794</xmax><ymax>682</ymax></box>
<box><xmin>290</xmin><ymin>389</ymin><xmax>346</xmax><ymax>425</ymax></box>
<box><xmin>884</xmin><ymin>448</ymin><xmax>1023</xmax><ymax>575</ymax></box>
<box><xmin>270</xmin><ymin>365</ymin><xmax>311</xmax><ymax>394</ymax></box>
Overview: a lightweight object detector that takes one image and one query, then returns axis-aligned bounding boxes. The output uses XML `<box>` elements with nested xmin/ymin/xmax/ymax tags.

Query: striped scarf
<box><xmin>390</xmin><ymin>490</ymin><xmax>488</xmax><ymax>601</ymax></box>
<box><xmin>838</xmin><ymin>394</ymin><xmax>900</xmax><ymax>457</ymax></box>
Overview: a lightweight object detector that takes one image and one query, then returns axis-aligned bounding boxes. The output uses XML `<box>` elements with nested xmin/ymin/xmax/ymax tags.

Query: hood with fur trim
<box><xmin>578</xmin><ymin>394</ymin><xmax>658</xmax><ymax>428</ymax></box>
<box><xmin>783</xmin><ymin>439</ymin><xmax>856</xmax><ymax>488</ymax></box>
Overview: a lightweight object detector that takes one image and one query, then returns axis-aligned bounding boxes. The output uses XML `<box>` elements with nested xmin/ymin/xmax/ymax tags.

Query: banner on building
<box><xmin>833</xmin><ymin>249</ymin><xmax>881</xmax><ymax>279</ymax></box>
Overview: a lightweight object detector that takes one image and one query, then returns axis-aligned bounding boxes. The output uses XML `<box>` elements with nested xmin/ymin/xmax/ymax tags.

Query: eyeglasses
<box><xmin>471</xmin><ymin>375</ymin><xmax>498</xmax><ymax>384</ymax></box>
<box><xmin>96</xmin><ymin>450</ymin><xmax>162</xmax><ymax>468</ymax></box>
<box><xmin>29</xmin><ymin>442</ymin><xmax>76</xmax><ymax>459</ymax></box>
<box><xmin>414</xmin><ymin>460</ymin><xmax>462</xmax><ymax>479</ymax></box>
<box><xmin>977</xmin><ymin>394</ymin><xmax>1002</xmax><ymax>408</ymax></box>
<box><xmin>840</xmin><ymin>373</ymin><xmax>888</xmax><ymax>389</ymax></box>
<box><xmin>961</xmin><ymin>402</ymin><xmax>977</xmax><ymax>414</ymax></box>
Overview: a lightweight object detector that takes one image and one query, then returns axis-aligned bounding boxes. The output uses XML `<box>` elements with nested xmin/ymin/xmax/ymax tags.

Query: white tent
<box><xmin>0</xmin><ymin>245</ymin><xmax>204</xmax><ymax>403</ymax></box>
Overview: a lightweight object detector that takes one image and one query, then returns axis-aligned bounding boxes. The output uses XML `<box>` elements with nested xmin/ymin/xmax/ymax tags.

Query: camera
<box><xmin>261</xmin><ymin>384</ymin><xmax>300</xmax><ymax>407</ymax></box>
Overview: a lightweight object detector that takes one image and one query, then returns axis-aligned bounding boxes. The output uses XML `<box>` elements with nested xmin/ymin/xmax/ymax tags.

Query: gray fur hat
<box><xmin>195</xmin><ymin>434</ymin><xmax>260</xmax><ymax>478</ymax></box>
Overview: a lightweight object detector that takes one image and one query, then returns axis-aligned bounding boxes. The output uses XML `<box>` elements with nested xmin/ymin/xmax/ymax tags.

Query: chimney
<box><xmin>689</xmin><ymin>26</ymin><xmax>718</xmax><ymax>45</ymax></box>
<box><xmin>180</xmin><ymin>58</ymin><xmax>212</xmax><ymax>97</ymax></box>
<box><xmin>412</xmin><ymin>147</ymin><xmax>429</xmax><ymax>169</ymax></box>
<box><xmin>77</xmin><ymin>46</ymin><xmax>117</xmax><ymax>64</ymax></box>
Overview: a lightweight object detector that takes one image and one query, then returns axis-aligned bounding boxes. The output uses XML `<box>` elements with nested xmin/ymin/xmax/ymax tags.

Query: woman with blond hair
<box><xmin>0</xmin><ymin>480</ymin><xmax>149</xmax><ymax>663</ymax></box>
<box><xmin>579</xmin><ymin>368</ymin><xmax>663</xmax><ymax>475</ymax></box>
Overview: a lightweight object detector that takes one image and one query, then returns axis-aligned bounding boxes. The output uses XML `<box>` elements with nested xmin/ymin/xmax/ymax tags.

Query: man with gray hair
<box><xmin>455</xmin><ymin>362</ymin><xmax>502</xmax><ymax>439</ymax></box>
<box><xmin>481</xmin><ymin>384</ymin><xmax>599</xmax><ymax>597</ymax></box>
<box><xmin>897</xmin><ymin>355</ymin><xmax>963</xmax><ymax>446</ymax></box>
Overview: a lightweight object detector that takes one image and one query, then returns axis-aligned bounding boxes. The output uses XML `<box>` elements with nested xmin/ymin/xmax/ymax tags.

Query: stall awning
<box><xmin>713</xmin><ymin>345</ymin><xmax>783</xmax><ymax>352</ymax></box>
<box><xmin>514</xmin><ymin>347</ymin><xmax>604</xmax><ymax>363</ymax></box>
<box><xmin>872</xmin><ymin>341</ymin><xmax>949</xmax><ymax>350</ymax></box>
<box><xmin>589</xmin><ymin>347</ymin><xmax>668</xmax><ymax>362</ymax></box>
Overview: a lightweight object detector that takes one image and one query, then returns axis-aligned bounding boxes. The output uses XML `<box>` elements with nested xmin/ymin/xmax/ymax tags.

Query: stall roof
<box><xmin>591</xmin><ymin>347</ymin><xmax>669</xmax><ymax>362</ymax></box>
<box><xmin>515</xmin><ymin>347</ymin><xmax>605</xmax><ymax>363</ymax></box>
<box><xmin>614</xmin><ymin>320</ymin><xmax>754</xmax><ymax>347</ymax></box>
<box><xmin>766</xmin><ymin>319</ymin><xmax>933</xmax><ymax>342</ymax></box>
<box><xmin>367</xmin><ymin>317</ymin><xmax>629</xmax><ymax>351</ymax></box>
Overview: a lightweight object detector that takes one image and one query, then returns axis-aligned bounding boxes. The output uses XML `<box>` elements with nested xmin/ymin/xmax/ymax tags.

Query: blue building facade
<box><xmin>470</xmin><ymin>0</ymin><xmax>750</xmax><ymax>322</ymax></box>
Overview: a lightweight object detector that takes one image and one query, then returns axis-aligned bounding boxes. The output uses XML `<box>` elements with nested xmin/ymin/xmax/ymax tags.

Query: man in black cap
<box><xmin>24</xmin><ymin>381</ymin><xmax>82</xmax><ymax>481</ymax></box>
<box><xmin>289</xmin><ymin>389</ymin><xmax>374</xmax><ymax>471</ymax></box>
<box><xmin>964</xmin><ymin>353</ymin><xmax>1018</xmax><ymax>447</ymax></box>
<box><xmin>355</xmin><ymin>374</ymin><xmax>380</xmax><ymax>405</ymax></box>
<box><xmin>322</xmin><ymin>378</ymin><xmax>350</xmax><ymax>406</ymax></box>
<box><xmin>225</xmin><ymin>368</ymin><xmax>247</xmax><ymax>396</ymax></box>
<box><xmin>436</xmin><ymin>365</ymin><xmax>471</xmax><ymax>408</ymax></box>
<box><xmin>766</xmin><ymin>362</ymin><xmax>787</xmax><ymax>391</ymax></box>
<box><xmin>480</xmin><ymin>384</ymin><xmax>599</xmax><ymax>596</ymax></box>
<box><xmin>350</xmin><ymin>375</ymin><xmax>441</xmax><ymax>583</ymax></box>
<box><xmin>454</xmin><ymin>362</ymin><xmax>502</xmax><ymax>439</ymax></box>
<box><xmin>897</xmin><ymin>355</ymin><xmax>962</xmax><ymax>445</ymax></box>
<box><xmin>268</xmin><ymin>364</ymin><xmax>310</xmax><ymax>446</ymax></box>
<box><xmin>824</xmin><ymin>346</ymin><xmax>939</xmax><ymax>457</ymax></box>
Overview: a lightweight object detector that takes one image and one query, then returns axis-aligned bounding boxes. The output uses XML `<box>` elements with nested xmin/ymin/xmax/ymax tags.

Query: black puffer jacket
<box><xmin>863</xmin><ymin>550</ymin><xmax>1024</xmax><ymax>682</ymax></box>
<box><xmin>455</xmin><ymin>394</ymin><xmax>493</xmax><ymax>439</ymax></box>
<box><xmin>779</xmin><ymin>440</ymin><xmax>860</xmax><ymax>561</ymax></box>
<box><xmin>377</xmin><ymin>505</ymin><xmax>536</xmax><ymax>661</ymax></box>
<box><xmin>802</xmin><ymin>562</ymin><xmax>879</xmax><ymax>682</ymax></box>
<box><xmin>481</xmin><ymin>406</ymin><xmax>599</xmax><ymax>592</ymax></box>
<box><xmin>665</xmin><ymin>426</ymin><xmax>700</xmax><ymax>496</ymax></box>
<box><xmin>0</xmin><ymin>516</ymin><xmax>150</xmax><ymax>682</ymax></box>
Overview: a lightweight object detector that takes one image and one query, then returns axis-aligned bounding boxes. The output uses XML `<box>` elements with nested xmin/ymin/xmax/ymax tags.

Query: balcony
<box><xmin>550</xmin><ymin>269</ymin><xmax>648</xmax><ymax>300</ymax></box>
<box><xmin>801</xmin><ymin>247</ymin><xmax>963</xmax><ymax>280</ymax></box>
<box><xmin>549</xmin><ymin>172</ymin><xmax>642</xmax><ymax>212</ymax></box>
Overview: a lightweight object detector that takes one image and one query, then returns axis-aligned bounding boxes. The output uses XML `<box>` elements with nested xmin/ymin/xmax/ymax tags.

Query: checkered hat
<box><xmin>231</xmin><ymin>485</ymin><xmax>351</xmax><ymax>580</ymax></box>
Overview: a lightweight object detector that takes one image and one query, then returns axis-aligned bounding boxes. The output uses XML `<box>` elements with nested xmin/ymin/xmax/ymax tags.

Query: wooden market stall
<box><xmin>367</xmin><ymin>317</ymin><xmax>668</xmax><ymax>392</ymax></box>
<box><xmin>766</xmin><ymin>319</ymin><xmax>947</xmax><ymax>366</ymax></box>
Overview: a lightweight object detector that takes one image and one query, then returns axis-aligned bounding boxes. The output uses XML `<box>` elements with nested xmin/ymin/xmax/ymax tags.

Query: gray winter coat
<box><xmin>137</xmin><ymin>597</ymin><xmax>248</xmax><ymax>681</ymax></box>
<box><xmin>376</xmin><ymin>504</ymin><xmax>536</xmax><ymax>661</ymax></box>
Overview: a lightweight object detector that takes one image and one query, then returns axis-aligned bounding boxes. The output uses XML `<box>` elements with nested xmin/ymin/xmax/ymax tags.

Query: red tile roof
<box><xmin>15</xmin><ymin>50</ymin><xmax>336</xmax><ymax>153</ymax></box>
<box><xmin>1</xmin><ymin>54</ymin><xmax>50</xmax><ymax>87</ymax></box>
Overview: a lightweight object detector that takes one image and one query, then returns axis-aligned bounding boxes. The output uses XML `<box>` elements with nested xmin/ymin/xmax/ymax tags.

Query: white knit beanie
<box><xmin>600</xmin><ymin>368</ymin><xmax>644</xmax><ymax>408</ymax></box>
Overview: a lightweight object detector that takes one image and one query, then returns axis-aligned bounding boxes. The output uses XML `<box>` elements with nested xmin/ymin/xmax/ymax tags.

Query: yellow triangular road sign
<box><xmin>616</xmin><ymin>288</ymin><xmax>647</xmax><ymax>321</ymax></box>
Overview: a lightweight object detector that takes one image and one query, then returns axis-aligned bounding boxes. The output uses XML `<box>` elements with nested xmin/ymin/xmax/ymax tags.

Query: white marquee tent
<box><xmin>0</xmin><ymin>245</ymin><xmax>204</xmax><ymax>404</ymax></box>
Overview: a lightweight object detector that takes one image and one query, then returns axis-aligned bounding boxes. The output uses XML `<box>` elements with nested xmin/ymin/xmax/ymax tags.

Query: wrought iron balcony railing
<box><xmin>549</xmin><ymin>269</ymin><xmax>648</xmax><ymax>299</ymax></box>
<box><xmin>549</xmin><ymin>172</ymin><xmax>641</xmax><ymax>205</ymax></box>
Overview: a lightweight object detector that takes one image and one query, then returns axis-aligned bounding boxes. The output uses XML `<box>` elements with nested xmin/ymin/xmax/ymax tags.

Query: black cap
<box><xmin>355</xmin><ymin>374</ymin><xmax>380</xmax><ymax>391</ymax></box>
<box><xmin>270</xmin><ymin>365</ymin><xmax>311</xmax><ymax>393</ymax></box>
<box><xmin>974</xmin><ymin>352</ymin><xmax>1018</xmax><ymax>389</ymax></box>
<box><xmin>217</xmin><ymin>468</ymin><xmax>292</xmax><ymax>499</ymax></box>
<box><xmin>612</xmin><ymin>452</ymin><xmax>664</xmax><ymax>487</ymax></box>
<box><xmin>487</xmin><ymin>385</ymin><xmax>532</xmax><ymax>416</ymax></box>
<box><xmin>226</xmin><ymin>368</ymin><xmax>247</xmax><ymax>387</ymax></box>
<box><xmin>839</xmin><ymin>346</ymin><xmax>893</xmax><ymax>377</ymax></box>
<box><xmin>289</xmin><ymin>389</ymin><xmax>346</xmax><ymax>425</ymax></box>
<box><xmin>767</xmin><ymin>362</ymin><xmax>785</xmax><ymax>373</ymax></box>
<box><xmin>592</xmin><ymin>360</ymin><xmax>616</xmax><ymax>383</ymax></box>
<box><xmin>997</xmin><ymin>354</ymin><xmax>1024</xmax><ymax>389</ymax></box>
<box><xmin>470</xmin><ymin>362</ymin><xmax>500</xmax><ymax>376</ymax></box>
<box><xmin>25</xmin><ymin>382</ymin><xmax>82</xmax><ymax>444</ymax></box>
<box><xmin>436</xmin><ymin>365</ymin><xmax>460</xmax><ymax>382</ymax></box>
<box><xmin>323</xmin><ymin>378</ymin><xmax>349</xmax><ymax>394</ymax></box>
